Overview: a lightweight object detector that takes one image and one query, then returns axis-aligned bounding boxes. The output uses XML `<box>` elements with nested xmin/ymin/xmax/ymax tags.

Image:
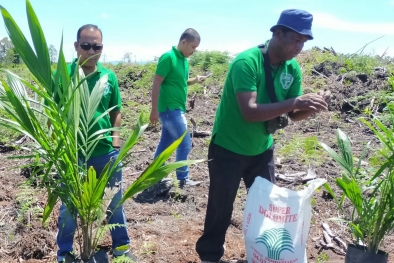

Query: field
<box><xmin>0</xmin><ymin>48</ymin><xmax>394</xmax><ymax>263</ymax></box>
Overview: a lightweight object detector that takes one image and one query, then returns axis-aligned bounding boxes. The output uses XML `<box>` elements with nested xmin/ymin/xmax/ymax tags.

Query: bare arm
<box><xmin>109</xmin><ymin>110</ymin><xmax>121</xmax><ymax>148</ymax></box>
<box><xmin>236</xmin><ymin>92</ymin><xmax>327</xmax><ymax>122</ymax></box>
<box><xmin>187</xmin><ymin>77</ymin><xmax>198</xmax><ymax>86</ymax></box>
<box><xmin>288</xmin><ymin>109</ymin><xmax>316</xmax><ymax>122</ymax></box>
<box><xmin>150</xmin><ymin>74</ymin><xmax>164</xmax><ymax>125</ymax></box>
<box><xmin>187</xmin><ymin>75</ymin><xmax>206</xmax><ymax>86</ymax></box>
<box><xmin>236</xmin><ymin>92</ymin><xmax>296</xmax><ymax>122</ymax></box>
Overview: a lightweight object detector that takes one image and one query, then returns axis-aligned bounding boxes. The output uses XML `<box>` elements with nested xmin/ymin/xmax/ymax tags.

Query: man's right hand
<box><xmin>150</xmin><ymin>109</ymin><xmax>159</xmax><ymax>125</ymax></box>
<box><xmin>293</xmin><ymin>93</ymin><xmax>328</xmax><ymax>112</ymax></box>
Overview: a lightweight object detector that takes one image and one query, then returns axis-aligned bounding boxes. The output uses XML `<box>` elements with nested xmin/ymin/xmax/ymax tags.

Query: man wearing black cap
<box><xmin>195</xmin><ymin>9</ymin><xmax>330</xmax><ymax>263</ymax></box>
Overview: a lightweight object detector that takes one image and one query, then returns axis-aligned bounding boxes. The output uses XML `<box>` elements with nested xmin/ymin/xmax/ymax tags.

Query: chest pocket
<box><xmin>171</xmin><ymin>56</ymin><xmax>188</xmax><ymax>80</ymax></box>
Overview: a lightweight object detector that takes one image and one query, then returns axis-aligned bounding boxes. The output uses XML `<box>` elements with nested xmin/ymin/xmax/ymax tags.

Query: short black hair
<box><xmin>76</xmin><ymin>24</ymin><xmax>103</xmax><ymax>42</ymax></box>
<box><xmin>179</xmin><ymin>28</ymin><xmax>200</xmax><ymax>43</ymax></box>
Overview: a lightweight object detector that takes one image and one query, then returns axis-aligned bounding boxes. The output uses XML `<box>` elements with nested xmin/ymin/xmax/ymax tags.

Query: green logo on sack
<box><xmin>256</xmin><ymin>228</ymin><xmax>294</xmax><ymax>260</ymax></box>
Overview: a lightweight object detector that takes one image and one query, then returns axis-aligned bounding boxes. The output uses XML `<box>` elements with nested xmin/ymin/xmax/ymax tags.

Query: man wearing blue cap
<box><xmin>195</xmin><ymin>9</ymin><xmax>330</xmax><ymax>263</ymax></box>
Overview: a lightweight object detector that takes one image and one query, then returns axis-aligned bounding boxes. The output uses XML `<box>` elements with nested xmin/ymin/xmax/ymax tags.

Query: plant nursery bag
<box><xmin>243</xmin><ymin>177</ymin><xmax>326</xmax><ymax>263</ymax></box>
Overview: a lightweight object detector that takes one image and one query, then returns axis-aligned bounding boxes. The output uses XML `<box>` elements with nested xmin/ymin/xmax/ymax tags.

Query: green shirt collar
<box><xmin>172</xmin><ymin>46</ymin><xmax>186</xmax><ymax>59</ymax></box>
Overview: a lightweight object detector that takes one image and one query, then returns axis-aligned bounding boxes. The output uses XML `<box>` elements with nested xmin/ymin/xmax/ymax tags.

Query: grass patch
<box><xmin>0</xmin><ymin>109</ymin><xmax>21</xmax><ymax>143</ymax></box>
<box><xmin>277</xmin><ymin>135</ymin><xmax>327</xmax><ymax>166</ymax></box>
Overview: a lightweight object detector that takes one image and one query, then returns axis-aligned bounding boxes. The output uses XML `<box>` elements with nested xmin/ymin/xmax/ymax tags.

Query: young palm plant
<box><xmin>320</xmin><ymin>122</ymin><xmax>394</xmax><ymax>255</ymax></box>
<box><xmin>0</xmin><ymin>1</ymin><xmax>204</xmax><ymax>262</ymax></box>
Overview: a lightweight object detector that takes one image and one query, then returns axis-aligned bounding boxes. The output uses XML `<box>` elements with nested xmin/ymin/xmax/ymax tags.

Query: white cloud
<box><xmin>314</xmin><ymin>12</ymin><xmax>394</xmax><ymax>35</ymax></box>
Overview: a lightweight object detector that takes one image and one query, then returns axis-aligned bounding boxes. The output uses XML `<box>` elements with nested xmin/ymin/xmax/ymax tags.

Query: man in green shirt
<box><xmin>150</xmin><ymin>28</ymin><xmax>206</xmax><ymax>187</ymax></box>
<box><xmin>196</xmin><ymin>10</ymin><xmax>330</xmax><ymax>263</ymax></box>
<box><xmin>56</xmin><ymin>24</ymin><xmax>136</xmax><ymax>263</ymax></box>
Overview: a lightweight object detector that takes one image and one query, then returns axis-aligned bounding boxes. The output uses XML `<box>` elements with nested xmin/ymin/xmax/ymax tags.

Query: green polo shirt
<box><xmin>212</xmin><ymin>44</ymin><xmax>303</xmax><ymax>156</ymax></box>
<box><xmin>65</xmin><ymin>59</ymin><xmax>122</xmax><ymax>157</ymax></box>
<box><xmin>156</xmin><ymin>46</ymin><xmax>189</xmax><ymax>113</ymax></box>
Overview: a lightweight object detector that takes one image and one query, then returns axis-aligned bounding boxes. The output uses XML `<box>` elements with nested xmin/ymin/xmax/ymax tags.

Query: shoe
<box><xmin>179</xmin><ymin>178</ymin><xmax>202</xmax><ymax>188</ymax></box>
<box><xmin>58</xmin><ymin>252</ymin><xmax>81</xmax><ymax>263</ymax></box>
<box><xmin>114</xmin><ymin>251</ymin><xmax>137</xmax><ymax>262</ymax></box>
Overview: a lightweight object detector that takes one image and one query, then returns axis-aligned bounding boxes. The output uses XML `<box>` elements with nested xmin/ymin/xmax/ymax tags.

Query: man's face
<box><xmin>277</xmin><ymin>30</ymin><xmax>309</xmax><ymax>61</ymax></box>
<box><xmin>180</xmin><ymin>39</ymin><xmax>200</xmax><ymax>58</ymax></box>
<box><xmin>74</xmin><ymin>28</ymin><xmax>103</xmax><ymax>68</ymax></box>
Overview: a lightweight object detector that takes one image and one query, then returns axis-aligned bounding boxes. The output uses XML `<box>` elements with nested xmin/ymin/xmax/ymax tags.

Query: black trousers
<box><xmin>196</xmin><ymin>142</ymin><xmax>275</xmax><ymax>262</ymax></box>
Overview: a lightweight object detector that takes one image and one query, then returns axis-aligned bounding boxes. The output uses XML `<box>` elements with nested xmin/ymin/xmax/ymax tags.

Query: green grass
<box><xmin>15</xmin><ymin>183</ymin><xmax>43</xmax><ymax>225</ymax></box>
<box><xmin>0</xmin><ymin>109</ymin><xmax>21</xmax><ymax>143</ymax></box>
<box><xmin>277</xmin><ymin>135</ymin><xmax>326</xmax><ymax>166</ymax></box>
<box><xmin>316</xmin><ymin>252</ymin><xmax>329</xmax><ymax>263</ymax></box>
<box><xmin>299</xmin><ymin>48</ymin><xmax>391</xmax><ymax>75</ymax></box>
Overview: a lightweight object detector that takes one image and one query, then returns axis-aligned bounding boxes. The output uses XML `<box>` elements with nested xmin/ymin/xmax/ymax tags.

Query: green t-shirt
<box><xmin>212</xmin><ymin>45</ymin><xmax>303</xmax><ymax>156</ymax></box>
<box><xmin>65</xmin><ymin>60</ymin><xmax>122</xmax><ymax>157</ymax></box>
<box><xmin>156</xmin><ymin>46</ymin><xmax>189</xmax><ymax>113</ymax></box>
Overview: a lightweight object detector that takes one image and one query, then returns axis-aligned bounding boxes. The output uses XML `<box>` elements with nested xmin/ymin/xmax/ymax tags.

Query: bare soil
<box><xmin>0</xmin><ymin>59</ymin><xmax>394</xmax><ymax>263</ymax></box>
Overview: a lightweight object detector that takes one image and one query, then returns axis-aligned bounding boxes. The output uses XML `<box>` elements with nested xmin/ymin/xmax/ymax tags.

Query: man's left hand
<box><xmin>317</xmin><ymin>89</ymin><xmax>331</xmax><ymax>104</ymax></box>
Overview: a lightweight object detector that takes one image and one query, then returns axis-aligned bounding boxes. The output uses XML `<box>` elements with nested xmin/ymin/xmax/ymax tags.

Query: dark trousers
<box><xmin>196</xmin><ymin>142</ymin><xmax>275</xmax><ymax>262</ymax></box>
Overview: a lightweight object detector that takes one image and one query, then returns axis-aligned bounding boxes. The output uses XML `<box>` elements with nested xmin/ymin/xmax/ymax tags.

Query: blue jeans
<box><xmin>154</xmin><ymin>108</ymin><xmax>192</xmax><ymax>180</ymax></box>
<box><xmin>56</xmin><ymin>150</ymin><xmax>130</xmax><ymax>261</ymax></box>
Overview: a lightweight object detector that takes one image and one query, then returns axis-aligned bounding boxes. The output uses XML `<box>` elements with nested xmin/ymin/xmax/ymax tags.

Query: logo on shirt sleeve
<box><xmin>280</xmin><ymin>73</ymin><xmax>294</xmax><ymax>90</ymax></box>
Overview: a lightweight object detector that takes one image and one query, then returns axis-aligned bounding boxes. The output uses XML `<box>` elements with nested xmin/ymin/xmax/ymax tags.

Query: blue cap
<box><xmin>270</xmin><ymin>9</ymin><xmax>313</xmax><ymax>40</ymax></box>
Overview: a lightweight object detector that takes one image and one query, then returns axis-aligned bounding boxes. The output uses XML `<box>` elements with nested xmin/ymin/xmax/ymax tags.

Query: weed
<box><xmin>171</xmin><ymin>211</ymin><xmax>181</xmax><ymax>219</ymax></box>
<box><xmin>236</xmin><ymin>189</ymin><xmax>246</xmax><ymax>198</ymax></box>
<box><xmin>362</xmin><ymin>107</ymin><xmax>373</xmax><ymax>116</ymax></box>
<box><xmin>337</xmin><ymin>67</ymin><xmax>347</xmax><ymax>74</ymax></box>
<box><xmin>312</xmin><ymin>78</ymin><xmax>327</xmax><ymax>90</ymax></box>
<box><xmin>15</xmin><ymin>184</ymin><xmax>43</xmax><ymax>225</ymax></box>
<box><xmin>343</xmin><ymin>79</ymin><xmax>352</xmax><ymax>86</ymax></box>
<box><xmin>310</xmin><ymin>197</ymin><xmax>317</xmax><ymax>207</ymax></box>
<box><xmin>139</xmin><ymin>242</ymin><xmax>157</xmax><ymax>256</ymax></box>
<box><xmin>278</xmin><ymin>135</ymin><xmax>326</xmax><ymax>166</ymax></box>
<box><xmin>316</xmin><ymin>252</ymin><xmax>329</xmax><ymax>262</ymax></box>
<box><xmin>0</xmin><ymin>109</ymin><xmax>21</xmax><ymax>143</ymax></box>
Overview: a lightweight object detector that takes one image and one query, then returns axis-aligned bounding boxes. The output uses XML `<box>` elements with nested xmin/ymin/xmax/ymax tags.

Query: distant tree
<box><xmin>2</xmin><ymin>48</ymin><xmax>14</xmax><ymax>65</ymax></box>
<box><xmin>48</xmin><ymin>44</ymin><xmax>57</xmax><ymax>64</ymax></box>
<box><xmin>123</xmin><ymin>52</ymin><xmax>132</xmax><ymax>64</ymax></box>
<box><xmin>2</xmin><ymin>47</ymin><xmax>21</xmax><ymax>66</ymax></box>
<box><xmin>0</xmin><ymin>37</ymin><xmax>14</xmax><ymax>64</ymax></box>
<box><xmin>12</xmin><ymin>48</ymin><xmax>20</xmax><ymax>64</ymax></box>
<box><xmin>189</xmin><ymin>50</ymin><xmax>233</xmax><ymax>71</ymax></box>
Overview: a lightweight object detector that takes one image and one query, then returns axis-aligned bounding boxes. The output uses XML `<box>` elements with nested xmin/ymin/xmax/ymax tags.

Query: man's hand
<box><xmin>317</xmin><ymin>89</ymin><xmax>331</xmax><ymax>104</ymax></box>
<box><xmin>150</xmin><ymin>109</ymin><xmax>159</xmax><ymax>125</ymax></box>
<box><xmin>196</xmin><ymin>75</ymin><xmax>207</xmax><ymax>83</ymax></box>
<box><xmin>294</xmin><ymin>93</ymin><xmax>328</xmax><ymax>112</ymax></box>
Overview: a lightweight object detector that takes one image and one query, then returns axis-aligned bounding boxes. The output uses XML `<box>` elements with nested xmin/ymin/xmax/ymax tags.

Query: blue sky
<box><xmin>1</xmin><ymin>0</ymin><xmax>394</xmax><ymax>62</ymax></box>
